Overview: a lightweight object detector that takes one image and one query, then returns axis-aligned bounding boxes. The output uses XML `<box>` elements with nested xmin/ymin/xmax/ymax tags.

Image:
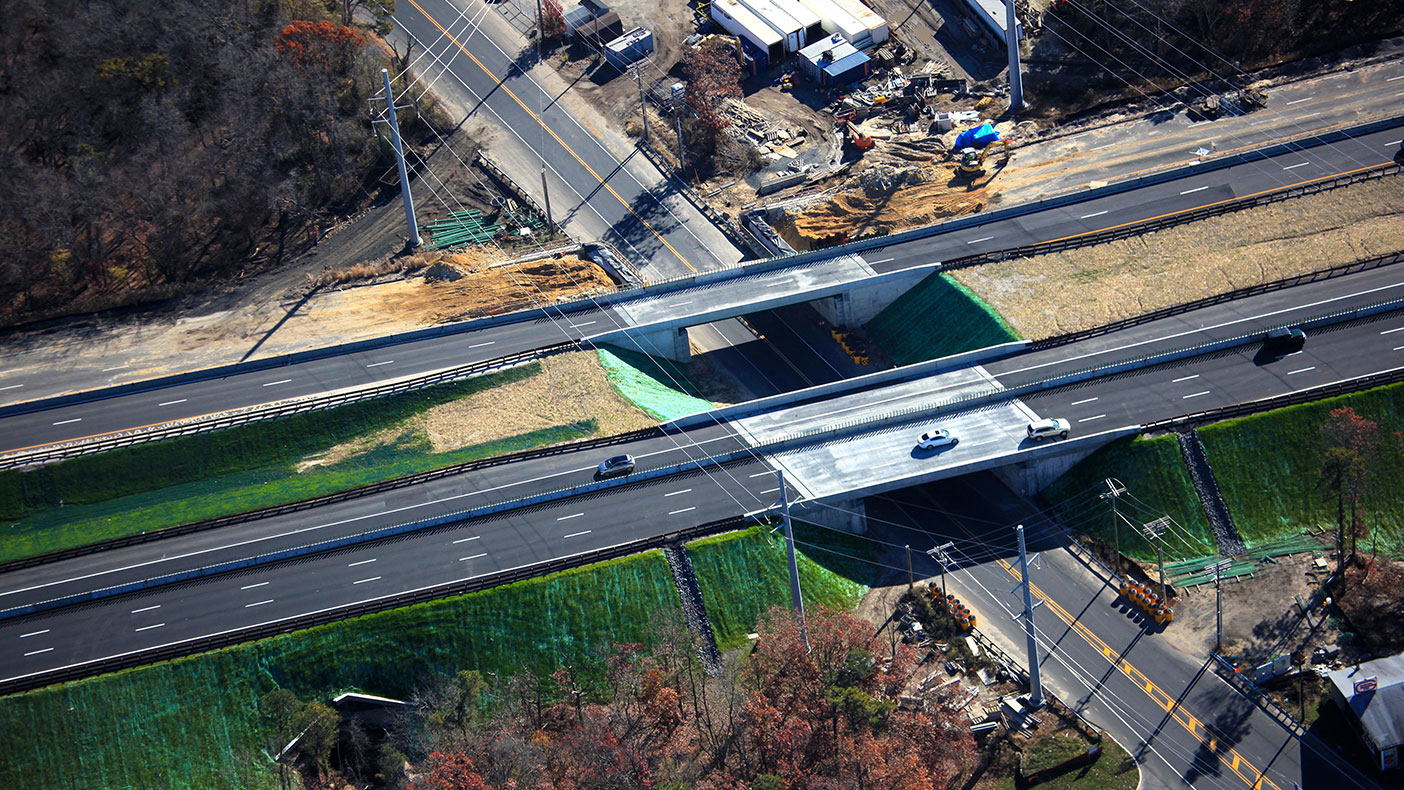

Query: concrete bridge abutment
<box><xmin>794</xmin><ymin>497</ymin><xmax>868</xmax><ymax>536</ymax></box>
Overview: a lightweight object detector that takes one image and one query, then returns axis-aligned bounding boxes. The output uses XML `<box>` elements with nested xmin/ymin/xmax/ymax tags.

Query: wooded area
<box><xmin>0</xmin><ymin>0</ymin><xmax>406</xmax><ymax>325</ymax></box>
<box><xmin>273</xmin><ymin>607</ymin><xmax>978</xmax><ymax>789</ymax></box>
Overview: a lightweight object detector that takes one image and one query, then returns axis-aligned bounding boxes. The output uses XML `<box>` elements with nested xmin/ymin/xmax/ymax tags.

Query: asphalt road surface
<box><xmin>866</xmin><ymin>478</ymin><xmax>1381</xmax><ymax>790</ymax></box>
<box><xmin>4</xmin><ymin>272</ymin><xmax>1404</xmax><ymax>686</ymax></box>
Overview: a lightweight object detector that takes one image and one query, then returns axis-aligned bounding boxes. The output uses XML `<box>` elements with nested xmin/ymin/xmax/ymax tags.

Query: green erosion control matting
<box><xmin>864</xmin><ymin>272</ymin><xmax>1019</xmax><ymax>367</ymax></box>
<box><xmin>0</xmin><ymin>551</ymin><xmax>679</xmax><ymax>790</ymax></box>
<box><xmin>596</xmin><ymin>345</ymin><xmax>714</xmax><ymax>422</ymax></box>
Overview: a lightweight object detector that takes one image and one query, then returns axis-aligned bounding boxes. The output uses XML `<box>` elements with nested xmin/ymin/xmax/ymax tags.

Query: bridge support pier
<box><xmin>993</xmin><ymin>452</ymin><xmax>1092</xmax><ymax>498</ymax></box>
<box><xmin>630</xmin><ymin>326</ymin><xmax>691</xmax><ymax>363</ymax></box>
<box><xmin>812</xmin><ymin>268</ymin><xmax>930</xmax><ymax>328</ymax></box>
<box><xmin>795</xmin><ymin>496</ymin><xmax>868</xmax><ymax>535</ymax></box>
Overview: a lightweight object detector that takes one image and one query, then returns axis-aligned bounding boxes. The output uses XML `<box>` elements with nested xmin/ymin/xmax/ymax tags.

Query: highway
<box><xmin>3</xmin><ymin>265</ymin><xmax>1403</xmax><ymax>688</ymax></box>
<box><xmin>2</xmin><ymin>123</ymin><xmax>1399</xmax><ymax>455</ymax></box>
<box><xmin>865</xmin><ymin>479</ymin><xmax>1377</xmax><ymax>789</ymax></box>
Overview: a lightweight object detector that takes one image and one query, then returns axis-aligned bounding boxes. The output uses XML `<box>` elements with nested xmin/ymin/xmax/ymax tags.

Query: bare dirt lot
<box><xmin>953</xmin><ymin>174</ymin><xmax>1404</xmax><ymax>338</ymax></box>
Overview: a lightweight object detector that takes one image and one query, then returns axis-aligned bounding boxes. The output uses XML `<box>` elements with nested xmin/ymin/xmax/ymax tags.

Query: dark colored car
<box><xmin>1263</xmin><ymin>327</ymin><xmax>1306</xmax><ymax>356</ymax></box>
<box><xmin>596</xmin><ymin>454</ymin><xmax>636</xmax><ymax>478</ymax></box>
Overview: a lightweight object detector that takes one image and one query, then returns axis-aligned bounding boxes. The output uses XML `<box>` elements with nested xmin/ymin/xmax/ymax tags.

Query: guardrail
<box><xmin>636</xmin><ymin>140</ymin><xmax>759</xmax><ymax>257</ymax></box>
<box><xmin>1031</xmin><ymin>249</ymin><xmax>1404</xmax><ymax>351</ymax></box>
<box><xmin>0</xmin><ymin>515</ymin><xmax>749</xmax><ymax>696</ymax></box>
<box><xmin>1143</xmin><ymin>363</ymin><xmax>1404</xmax><ymax>433</ymax></box>
<box><xmin>0</xmin><ymin>424</ymin><xmax>665</xmax><ymax>573</ymax></box>
<box><xmin>0</xmin><ymin>342</ymin><xmax>579</xmax><ymax>470</ymax></box>
<box><xmin>1210</xmin><ymin>652</ymin><xmax>1306</xmax><ymax>737</ymax></box>
<box><xmin>940</xmin><ymin>162</ymin><xmax>1402</xmax><ymax>277</ymax></box>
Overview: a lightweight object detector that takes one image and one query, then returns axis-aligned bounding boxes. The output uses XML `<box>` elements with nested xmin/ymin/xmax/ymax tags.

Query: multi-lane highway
<box><xmin>2</xmin><ymin>123</ymin><xmax>1399</xmax><ymax>455</ymax></box>
<box><xmin>4</xmin><ymin>260</ymin><xmax>1403</xmax><ymax>689</ymax></box>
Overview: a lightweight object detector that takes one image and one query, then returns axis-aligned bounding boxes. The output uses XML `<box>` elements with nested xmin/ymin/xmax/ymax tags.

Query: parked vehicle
<box><xmin>1026</xmin><ymin>418</ymin><xmax>1070</xmax><ymax>441</ymax></box>
<box><xmin>916</xmin><ymin>428</ymin><xmax>958</xmax><ymax>450</ymax></box>
<box><xmin>596</xmin><ymin>454</ymin><xmax>636</xmax><ymax>477</ymax></box>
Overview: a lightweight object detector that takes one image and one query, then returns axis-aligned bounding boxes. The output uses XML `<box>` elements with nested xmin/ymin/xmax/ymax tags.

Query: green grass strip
<box><xmin>688</xmin><ymin>523</ymin><xmax>874</xmax><ymax>649</ymax></box>
<box><xmin>0</xmin><ymin>363</ymin><xmax>612</xmax><ymax>563</ymax></box>
<box><xmin>864</xmin><ymin>272</ymin><xmax>1019</xmax><ymax>367</ymax></box>
<box><xmin>0</xmin><ymin>550</ymin><xmax>679</xmax><ymax>790</ymax></box>
<box><xmin>1040</xmin><ymin>435</ymin><xmax>1216</xmax><ymax>561</ymax></box>
<box><xmin>595</xmin><ymin>345</ymin><xmax>713</xmax><ymax>422</ymax></box>
<box><xmin>1199</xmin><ymin>381</ymin><xmax>1404</xmax><ymax>555</ymax></box>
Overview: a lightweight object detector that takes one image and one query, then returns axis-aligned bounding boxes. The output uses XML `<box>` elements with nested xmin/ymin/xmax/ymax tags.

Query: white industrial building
<box><xmin>796</xmin><ymin>0</ymin><xmax>884</xmax><ymax>49</ymax></box>
<box><xmin>963</xmin><ymin>0</ymin><xmax>1021</xmax><ymax>46</ymax></box>
<box><xmin>711</xmin><ymin>0</ymin><xmax>785</xmax><ymax>64</ymax></box>
<box><xmin>735</xmin><ymin>0</ymin><xmax>807</xmax><ymax>52</ymax></box>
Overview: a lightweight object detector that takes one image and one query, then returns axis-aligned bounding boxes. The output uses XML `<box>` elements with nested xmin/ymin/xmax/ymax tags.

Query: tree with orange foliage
<box><xmin>274</xmin><ymin>19</ymin><xmax>366</xmax><ymax>73</ymax></box>
<box><xmin>413</xmin><ymin>752</ymin><xmax>494</xmax><ymax>790</ymax></box>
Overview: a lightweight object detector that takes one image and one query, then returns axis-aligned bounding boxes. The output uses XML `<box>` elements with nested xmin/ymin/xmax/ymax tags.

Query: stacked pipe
<box><xmin>1118</xmin><ymin>580</ymin><xmax>1174</xmax><ymax>624</ymax></box>
<box><xmin>927</xmin><ymin>584</ymin><xmax>977</xmax><ymax>630</ymax></box>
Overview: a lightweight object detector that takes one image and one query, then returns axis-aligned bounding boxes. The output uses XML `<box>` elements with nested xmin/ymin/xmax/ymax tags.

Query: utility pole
<box><xmin>777</xmin><ymin>471</ymin><xmax>809</xmax><ymax>651</ymax></box>
<box><xmin>1004</xmin><ymin>0</ymin><xmax>1023</xmax><ymax>113</ymax></box>
<box><xmin>1142</xmin><ymin>516</ymin><xmax>1171</xmax><ymax>603</ymax></box>
<box><xmin>927</xmin><ymin>542</ymin><xmax>955</xmax><ymax>601</ymax></box>
<box><xmin>1100</xmin><ymin>479</ymin><xmax>1127</xmax><ymax>580</ymax></box>
<box><xmin>634</xmin><ymin>66</ymin><xmax>650</xmax><ymax>142</ymax></box>
<box><xmin>375</xmin><ymin>68</ymin><xmax>421</xmax><ymax>249</ymax></box>
<box><xmin>539</xmin><ymin>167</ymin><xmax>554</xmax><ymax>233</ymax></box>
<box><xmin>905</xmin><ymin>545</ymin><xmax>914</xmax><ymax>592</ymax></box>
<box><xmin>675</xmin><ymin>114</ymin><xmax>686</xmax><ymax>174</ymax></box>
<box><xmin>1012</xmin><ymin>524</ymin><xmax>1044</xmax><ymax>708</ymax></box>
<box><xmin>1209</xmin><ymin>559</ymin><xmax>1232</xmax><ymax>654</ymax></box>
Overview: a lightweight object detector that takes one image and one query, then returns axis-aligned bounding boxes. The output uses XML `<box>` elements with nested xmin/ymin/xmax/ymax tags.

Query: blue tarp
<box><xmin>955</xmin><ymin>123</ymin><xmax>1000</xmax><ymax>149</ymax></box>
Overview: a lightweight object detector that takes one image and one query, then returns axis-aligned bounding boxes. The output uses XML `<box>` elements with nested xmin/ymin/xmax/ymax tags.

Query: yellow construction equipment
<box><xmin>955</xmin><ymin>138</ymin><xmax>1010</xmax><ymax>177</ymax></box>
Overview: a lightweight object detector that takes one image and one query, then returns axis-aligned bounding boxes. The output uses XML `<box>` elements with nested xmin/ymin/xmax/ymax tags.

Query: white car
<box><xmin>1026</xmin><ymin>418</ymin><xmax>1070</xmax><ymax>441</ymax></box>
<box><xmin>916</xmin><ymin>428</ymin><xmax>958</xmax><ymax>450</ymax></box>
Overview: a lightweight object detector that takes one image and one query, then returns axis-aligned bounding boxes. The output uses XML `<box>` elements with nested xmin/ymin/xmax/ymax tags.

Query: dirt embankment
<box><xmin>774</xmin><ymin>162</ymin><xmax>993</xmax><ymax>250</ymax></box>
<box><xmin>954</xmin><ymin>175</ymin><xmax>1404</xmax><ymax>338</ymax></box>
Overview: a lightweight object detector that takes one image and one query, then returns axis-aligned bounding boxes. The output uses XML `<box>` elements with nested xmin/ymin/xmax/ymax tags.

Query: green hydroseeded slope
<box><xmin>864</xmin><ymin>272</ymin><xmax>1019</xmax><ymax>366</ymax></box>
<box><xmin>689</xmin><ymin>524</ymin><xmax>874</xmax><ymax>649</ymax></box>
<box><xmin>596</xmin><ymin>345</ymin><xmax>713</xmax><ymax>421</ymax></box>
<box><xmin>1199</xmin><ymin>382</ymin><xmax>1404</xmax><ymax>554</ymax></box>
<box><xmin>1040</xmin><ymin>435</ymin><xmax>1215</xmax><ymax>561</ymax></box>
<box><xmin>0</xmin><ymin>551</ymin><xmax>680</xmax><ymax>790</ymax></box>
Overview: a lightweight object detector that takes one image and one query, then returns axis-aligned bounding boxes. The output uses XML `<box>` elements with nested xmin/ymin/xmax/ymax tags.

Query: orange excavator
<box><xmin>836</xmin><ymin>112</ymin><xmax>874</xmax><ymax>151</ymax></box>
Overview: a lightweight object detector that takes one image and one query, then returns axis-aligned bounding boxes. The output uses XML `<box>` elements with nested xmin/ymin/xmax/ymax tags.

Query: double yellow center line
<box><xmin>405</xmin><ymin>0</ymin><xmax>696</xmax><ymax>272</ymax></box>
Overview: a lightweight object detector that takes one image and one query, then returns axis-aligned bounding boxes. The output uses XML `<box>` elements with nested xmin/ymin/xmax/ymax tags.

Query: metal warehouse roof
<box><xmin>1328</xmin><ymin>653</ymin><xmax>1404</xmax><ymax>751</ymax></box>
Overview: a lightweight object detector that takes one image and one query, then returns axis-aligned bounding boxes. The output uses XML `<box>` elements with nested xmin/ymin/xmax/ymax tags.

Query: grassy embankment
<box><xmin>0</xmin><ymin>551</ymin><xmax>681</xmax><ymax>790</ymax></box>
<box><xmin>596</xmin><ymin>345</ymin><xmax>714</xmax><ymax>421</ymax></box>
<box><xmin>1040</xmin><ymin>435</ymin><xmax>1215</xmax><ymax>561</ymax></box>
<box><xmin>1199</xmin><ymin>381</ymin><xmax>1404</xmax><ymax>555</ymax></box>
<box><xmin>0</xmin><ymin>361</ymin><xmax>605</xmax><ymax>563</ymax></box>
<box><xmin>688</xmin><ymin>523</ymin><xmax>876</xmax><ymax>649</ymax></box>
<box><xmin>864</xmin><ymin>272</ymin><xmax>1020</xmax><ymax>367</ymax></box>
